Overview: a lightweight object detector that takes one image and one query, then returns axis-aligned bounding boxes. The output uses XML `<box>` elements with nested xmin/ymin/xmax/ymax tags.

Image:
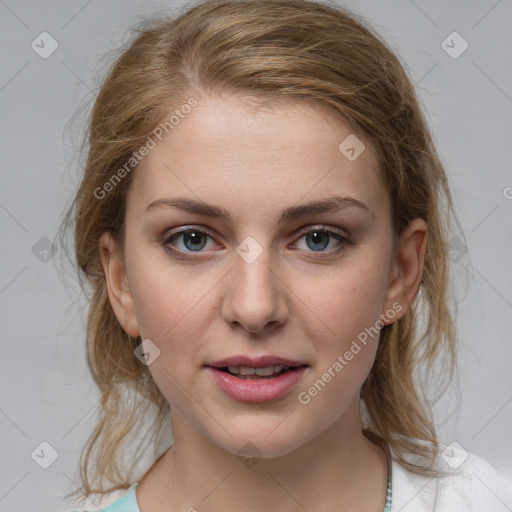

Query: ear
<box><xmin>381</xmin><ymin>218</ymin><xmax>427</xmax><ymax>324</ymax></box>
<box><xmin>99</xmin><ymin>232</ymin><xmax>141</xmax><ymax>337</ymax></box>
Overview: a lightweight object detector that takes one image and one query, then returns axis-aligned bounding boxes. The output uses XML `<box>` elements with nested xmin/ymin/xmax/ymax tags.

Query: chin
<box><xmin>204</xmin><ymin>417</ymin><xmax>315</xmax><ymax>460</ymax></box>
<box><xmin>222</xmin><ymin>436</ymin><xmax>303</xmax><ymax>460</ymax></box>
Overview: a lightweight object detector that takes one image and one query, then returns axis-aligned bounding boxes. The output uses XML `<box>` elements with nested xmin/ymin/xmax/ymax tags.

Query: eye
<box><xmin>161</xmin><ymin>224</ymin><xmax>351</xmax><ymax>260</ymax></box>
<box><xmin>163</xmin><ymin>227</ymin><xmax>217</xmax><ymax>254</ymax></box>
<box><xmin>292</xmin><ymin>225</ymin><xmax>350</xmax><ymax>255</ymax></box>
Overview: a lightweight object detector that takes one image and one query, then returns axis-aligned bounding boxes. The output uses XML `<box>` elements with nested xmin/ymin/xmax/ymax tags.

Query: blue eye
<box><xmin>163</xmin><ymin>228</ymin><xmax>215</xmax><ymax>253</ymax></box>
<box><xmin>162</xmin><ymin>225</ymin><xmax>350</xmax><ymax>259</ymax></box>
<box><xmin>296</xmin><ymin>228</ymin><xmax>347</xmax><ymax>252</ymax></box>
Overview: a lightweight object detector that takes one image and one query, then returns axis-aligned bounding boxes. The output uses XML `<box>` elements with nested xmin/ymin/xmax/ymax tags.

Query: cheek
<box><xmin>294</xmin><ymin>273</ymin><xmax>384</xmax><ymax>420</ymax></box>
<box><xmin>127</xmin><ymin>239</ymin><xmax>210</xmax><ymax>338</ymax></box>
<box><xmin>130</xmin><ymin>270</ymin><xmax>203</xmax><ymax>409</ymax></box>
<box><xmin>294</xmin><ymin>248</ymin><xmax>391</xmax><ymax>401</ymax></box>
<box><xmin>301</xmin><ymin>253</ymin><xmax>390</xmax><ymax>349</ymax></box>
<box><xmin>126</xmin><ymin>245</ymin><xmax>225</xmax><ymax>402</ymax></box>
<box><xmin>126</xmin><ymin>251</ymin><xmax>190</xmax><ymax>349</ymax></box>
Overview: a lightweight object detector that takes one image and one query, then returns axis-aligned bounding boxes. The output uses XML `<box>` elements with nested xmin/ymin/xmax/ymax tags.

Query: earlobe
<box><xmin>99</xmin><ymin>232</ymin><xmax>141</xmax><ymax>337</ymax></box>
<box><xmin>382</xmin><ymin>218</ymin><xmax>427</xmax><ymax>324</ymax></box>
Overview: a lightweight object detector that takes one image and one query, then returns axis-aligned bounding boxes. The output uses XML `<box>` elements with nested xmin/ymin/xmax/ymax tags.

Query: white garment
<box><xmin>390</xmin><ymin>442</ymin><xmax>512</xmax><ymax>511</ymax></box>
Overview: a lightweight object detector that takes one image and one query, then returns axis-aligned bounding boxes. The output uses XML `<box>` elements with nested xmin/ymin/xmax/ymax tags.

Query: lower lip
<box><xmin>207</xmin><ymin>366</ymin><xmax>308</xmax><ymax>403</ymax></box>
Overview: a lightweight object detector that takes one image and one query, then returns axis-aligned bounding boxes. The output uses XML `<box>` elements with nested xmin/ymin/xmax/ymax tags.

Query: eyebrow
<box><xmin>144</xmin><ymin>195</ymin><xmax>371</xmax><ymax>223</ymax></box>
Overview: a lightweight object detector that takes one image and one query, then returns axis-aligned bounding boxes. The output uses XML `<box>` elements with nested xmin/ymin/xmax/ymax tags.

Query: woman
<box><xmin>63</xmin><ymin>0</ymin><xmax>506</xmax><ymax>510</ymax></box>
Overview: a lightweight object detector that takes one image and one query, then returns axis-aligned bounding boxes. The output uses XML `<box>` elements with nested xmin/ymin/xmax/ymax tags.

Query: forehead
<box><xmin>130</xmin><ymin>95</ymin><xmax>387</xmax><ymax>218</ymax></box>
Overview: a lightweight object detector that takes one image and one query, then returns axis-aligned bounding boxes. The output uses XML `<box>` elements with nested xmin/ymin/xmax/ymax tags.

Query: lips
<box><xmin>206</xmin><ymin>355</ymin><xmax>309</xmax><ymax>402</ymax></box>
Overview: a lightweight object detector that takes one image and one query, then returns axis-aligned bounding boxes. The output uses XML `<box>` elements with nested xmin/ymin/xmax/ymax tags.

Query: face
<box><xmin>101</xmin><ymin>94</ymin><xmax>424</xmax><ymax>458</ymax></box>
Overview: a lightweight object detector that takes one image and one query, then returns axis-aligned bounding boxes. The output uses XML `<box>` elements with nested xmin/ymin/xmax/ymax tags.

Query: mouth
<box><xmin>215</xmin><ymin>364</ymin><xmax>304</xmax><ymax>380</ymax></box>
<box><xmin>205</xmin><ymin>356</ymin><xmax>309</xmax><ymax>402</ymax></box>
<box><xmin>206</xmin><ymin>355</ymin><xmax>309</xmax><ymax>380</ymax></box>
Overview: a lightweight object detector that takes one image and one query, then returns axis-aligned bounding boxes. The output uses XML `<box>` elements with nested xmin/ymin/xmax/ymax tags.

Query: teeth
<box><xmin>239</xmin><ymin>367</ymin><xmax>256</xmax><ymax>376</ymax></box>
<box><xmin>226</xmin><ymin>365</ymin><xmax>288</xmax><ymax>377</ymax></box>
<box><xmin>255</xmin><ymin>366</ymin><xmax>277</xmax><ymax>376</ymax></box>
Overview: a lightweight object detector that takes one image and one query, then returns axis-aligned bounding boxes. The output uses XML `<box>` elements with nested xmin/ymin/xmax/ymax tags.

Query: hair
<box><xmin>61</xmin><ymin>0</ymin><xmax>460</xmax><ymax>504</ymax></box>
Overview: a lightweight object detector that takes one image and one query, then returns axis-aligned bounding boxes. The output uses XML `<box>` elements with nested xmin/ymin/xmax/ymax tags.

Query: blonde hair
<box><xmin>61</xmin><ymin>0</ymin><xmax>459</xmax><ymax>503</ymax></box>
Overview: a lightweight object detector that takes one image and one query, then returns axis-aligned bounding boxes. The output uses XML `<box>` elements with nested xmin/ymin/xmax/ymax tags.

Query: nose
<box><xmin>220</xmin><ymin>248</ymin><xmax>290</xmax><ymax>336</ymax></box>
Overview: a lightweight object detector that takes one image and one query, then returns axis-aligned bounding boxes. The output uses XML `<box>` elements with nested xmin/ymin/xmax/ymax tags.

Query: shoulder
<box><xmin>391</xmin><ymin>440</ymin><xmax>512</xmax><ymax>512</ymax></box>
<box><xmin>67</xmin><ymin>483</ymin><xmax>140</xmax><ymax>512</ymax></box>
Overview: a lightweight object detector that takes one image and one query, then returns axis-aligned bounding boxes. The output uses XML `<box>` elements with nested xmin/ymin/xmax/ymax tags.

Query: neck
<box><xmin>138</xmin><ymin>399</ymin><xmax>389</xmax><ymax>512</ymax></box>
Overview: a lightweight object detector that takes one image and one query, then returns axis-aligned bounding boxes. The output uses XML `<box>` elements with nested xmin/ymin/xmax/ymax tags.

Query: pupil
<box><xmin>184</xmin><ymin>231</ymin><xmax>207</xmax><ymax>251</ymax></box>
<box><xmin>306</xmin><ymin>231</ymin><xmax>329</xmax><ymax>251</ymax></box>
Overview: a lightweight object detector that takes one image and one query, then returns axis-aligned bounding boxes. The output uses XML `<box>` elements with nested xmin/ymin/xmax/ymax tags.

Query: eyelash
<box><xmin>162</xmin><ymin>225</ymin><xmax>351</xmax><ymax>261</ymax></box>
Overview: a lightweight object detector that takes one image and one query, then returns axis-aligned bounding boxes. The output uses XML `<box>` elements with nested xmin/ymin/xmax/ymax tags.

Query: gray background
<box><xmin>0</xmin><ymin>0</ymin><xmax>511</xmax><ymax>511</ymax></box>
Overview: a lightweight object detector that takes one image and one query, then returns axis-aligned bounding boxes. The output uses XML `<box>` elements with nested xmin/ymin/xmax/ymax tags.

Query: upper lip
<box><xmin>207</xmin><ymin>356</ymin><xmax>308</xmax><ymax>368</ymax></box>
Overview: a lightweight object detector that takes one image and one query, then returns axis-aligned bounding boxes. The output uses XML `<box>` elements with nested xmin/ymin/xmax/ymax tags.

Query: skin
<box><xmin>100</xmin><ymin>94</ymin><xmax>427</xmax><ymax>512</ymax></box>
